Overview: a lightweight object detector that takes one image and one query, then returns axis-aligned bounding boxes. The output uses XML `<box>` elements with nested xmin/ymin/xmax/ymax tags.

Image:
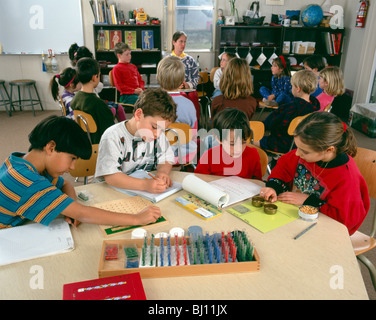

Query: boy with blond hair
<box><xmin>95</xmin><ymin>88</ymin><xmax>177</xmax><ymax>194</ymax></box>
<box><xmin>112</xmin><ymin>42</ymin><xmax>145</xmax><ymax>105</ymax></box>
<box><xmin>256</xmin><ymin>69</ymin><xmax>320</xmax><ymax>154</ymax></box>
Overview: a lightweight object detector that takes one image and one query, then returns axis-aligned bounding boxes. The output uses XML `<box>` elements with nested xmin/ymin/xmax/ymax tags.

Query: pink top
<box><xmin>317</xmin><ymin>92</ymin><xmax>335</xmax><ymax>111</ymax></box>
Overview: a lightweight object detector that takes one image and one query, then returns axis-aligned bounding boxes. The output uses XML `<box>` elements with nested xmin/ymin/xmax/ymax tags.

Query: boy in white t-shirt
<box><xmin>95</xmin><ymin>88</ymin><xmax>177</xmax><ymax>194</ymax></box>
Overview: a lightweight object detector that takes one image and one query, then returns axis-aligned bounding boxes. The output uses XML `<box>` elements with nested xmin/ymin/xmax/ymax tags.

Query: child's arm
<box><xmin>62</xmin><ymin>201</ymin><xmax>162</xmax><ymax>226</ymax></box>
<box><xmin>155</xmin><ymin>163</ymin><xmax>173</xmax><ymax>187</ymax></box>
<box><xmin>104</xmin><ymin>172</ymin><xmax>168</xmax><ymax>193</ymax></box>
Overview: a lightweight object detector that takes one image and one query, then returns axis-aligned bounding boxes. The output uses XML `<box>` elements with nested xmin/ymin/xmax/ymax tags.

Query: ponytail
<box><xmin>49</xmin><ymin>75</ymin><xmax>60</xmax><ymax>101</ymax></box>
<box><xmin>48</xmin><ymin>67</ymin><xmax>78</xmax><ymax>101</ymax></box>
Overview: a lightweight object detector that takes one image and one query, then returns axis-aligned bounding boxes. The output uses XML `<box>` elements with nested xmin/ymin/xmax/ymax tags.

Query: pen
<box><xmin>147</xmin><ymin>172</ymin><xmax>158</xmax><ymax>180</ymax></box>
<box><xmin>294</xmin><ymin>222</ymin><xmax>317</xmax><ymax>240</ymax></box>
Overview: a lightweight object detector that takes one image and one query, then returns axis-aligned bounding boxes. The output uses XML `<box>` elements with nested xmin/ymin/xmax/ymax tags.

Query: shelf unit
<box><xmin>93</xmin><ymin>24</ymin><xmax>162</xmax><ymax>85</ymax></box>
<box><xmin>215</xmin><ymin>25</ymin><xmax>345</xmax><ymax>98</ymax></box>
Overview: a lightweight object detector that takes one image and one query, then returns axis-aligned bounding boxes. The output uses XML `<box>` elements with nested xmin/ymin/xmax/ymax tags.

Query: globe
<box><xmin>301</xmin><ymin>4</ymin><xmax>324</xmax><ymax>27</ymax></box>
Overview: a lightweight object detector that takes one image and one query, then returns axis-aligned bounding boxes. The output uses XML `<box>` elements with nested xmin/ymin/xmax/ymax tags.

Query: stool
<box><xmin>9</xmin><ymin>79</ymin><xmax>43</xmax><ymax>116</ymax></box>
<box><xmin>0</xmin><ymin>80</ymin><xmax>13</xmax><ymax>116</ymax></box>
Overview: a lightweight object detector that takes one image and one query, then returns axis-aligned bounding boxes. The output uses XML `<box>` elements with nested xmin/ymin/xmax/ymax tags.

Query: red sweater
<box><xmin>112</xmin><ymin>62</ymin><xmax>145</xmax><ymax>95</ymax></box>
<box><xmin>195</xmin><ymin>145</ymin><xmax>262</xmax><ymax>180</ymax></box>
<box><xmin>266</xmin><ymin>150</ymin><xmax>369</xmax><ymax>235</ymax></box>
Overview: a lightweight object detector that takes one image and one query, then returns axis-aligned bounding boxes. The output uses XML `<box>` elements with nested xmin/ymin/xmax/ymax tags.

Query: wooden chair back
<box><xmin>323</xmin><ymin>103</ymin><xmax>332</xmax><ymax>112</ymax></box>
<box><xmin>210</xmin><ymin>67</ymin><xmax>219</xmax><ymax>83</ymax></box>
<box><xmin>57</xmin><ymin>96</ymin><xmax>66</xmax><ymax>116</ymax></box>
<box><xmin>287</xmin><ymin>113</ymin><xmax>310</xmax><ymax>136</ymax></box>
<box><xmin>73</xmin><ymin>110</ymin><xmax>97</xmax><ymax>144</ymax></box>
<box><xmin>197</xmin><ymin>72</ymin><xmax>209</xmax><ymax>97</ymax></box>
<box><xmin>69</xmin><ymin>144</ymin><xmax>99</xmax><ymax>185</ymax></box>
<box><xmin>166</xmin><ymin>122</ymin><xmax>194</xmax><ymax>167</ymax></box>
<box><xmin>248</xmin><ymin>121</ymin><xmax>265</xmax><ymax>144</ymax></box>
<box><xmin>248</xmin><ymin>144</ymin><xmax>268</xmax><ymax>177</ymax></box>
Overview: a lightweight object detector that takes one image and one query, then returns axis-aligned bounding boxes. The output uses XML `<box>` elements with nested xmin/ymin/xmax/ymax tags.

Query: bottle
<box><xmin>41</xmin><ymin>51</ymin><xmax>47</xmax><ymax>72</ymax></box>
<box><xmin>51</xmin><ymin>51</ymin><xmax>58</xmax><ymax>73</ymax></box>
<box><xmin>45</xmin><ymin>49</ymin><xmax>52</xmax><ymax>73</ymax></box>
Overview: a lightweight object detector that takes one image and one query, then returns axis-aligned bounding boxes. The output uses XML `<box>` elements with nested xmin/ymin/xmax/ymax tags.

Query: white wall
<box><xmin>0</xmin><ymin>0</ymin><xmax>371</xmax><ymax>111</ymax></box>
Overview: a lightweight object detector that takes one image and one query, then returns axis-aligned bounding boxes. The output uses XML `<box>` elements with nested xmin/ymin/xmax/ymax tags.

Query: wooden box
<box><xmin>98</xmin><ymin>238</ymin><xmax>260</xmax><ymax>279</ymax></box>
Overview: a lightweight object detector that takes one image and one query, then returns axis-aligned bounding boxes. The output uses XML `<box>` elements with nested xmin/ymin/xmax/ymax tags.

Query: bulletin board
<box><xmin>0</xmin><ymin>0</ymin><xmax>84</xmax><ymax>54</ymax></box>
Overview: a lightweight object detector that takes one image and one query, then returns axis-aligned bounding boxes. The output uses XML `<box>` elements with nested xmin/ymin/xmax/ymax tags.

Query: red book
<box><xmin>63</xmin><ymin>273</ymin><xmax>146</xmax><ymax>300</ymax></box>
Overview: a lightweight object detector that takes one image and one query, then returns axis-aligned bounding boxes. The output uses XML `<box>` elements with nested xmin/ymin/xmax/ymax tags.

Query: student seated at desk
<box><xmin>95</xmin><ymin>88</ymin><xmax>177</xmax><ymax>194</ymax></box>
<box><xmin>0</xmin><ymin>116</ymin><xmax>161</xmax><ymax>229</ymax></box>
<box><xmin>195</xmin><ymin>108</ymin><xmax>262</xmax><ymax>180</ymax></box>
<box><xmin>259</xmin><ymin>112</ymin><xmax>369</xmax><ymax>235</ymax></box>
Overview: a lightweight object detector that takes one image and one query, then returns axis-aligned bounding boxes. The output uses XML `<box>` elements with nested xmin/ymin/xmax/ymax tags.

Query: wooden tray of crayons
<box><xmin>98</xmin><ymin>230</ymin><xmax>260</xmax><ymax>278</ymax></box>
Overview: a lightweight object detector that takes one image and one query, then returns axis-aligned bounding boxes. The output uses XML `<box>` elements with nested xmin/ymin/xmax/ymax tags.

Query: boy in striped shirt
<box><xmin>0</xmin><ymin>116</ymin><xmax>161</xmax><ymax>229</ymax></box>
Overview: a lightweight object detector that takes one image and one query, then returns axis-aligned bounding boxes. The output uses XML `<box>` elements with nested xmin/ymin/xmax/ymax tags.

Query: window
<box><xmin>164</xmin><ymin>0</ymin><xmax>215</xmax><ymax>51</ymax></box>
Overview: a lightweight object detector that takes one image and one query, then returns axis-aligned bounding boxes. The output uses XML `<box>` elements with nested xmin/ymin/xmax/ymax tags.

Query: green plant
<box><xmin>229</xmin><ymin>0</ymin><xmax>239</xmax><ymax>21</ymax></box>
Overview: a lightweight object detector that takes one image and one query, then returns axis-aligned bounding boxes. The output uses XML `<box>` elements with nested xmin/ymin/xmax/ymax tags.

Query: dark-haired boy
<box><xmin>95</xmin><ymin>88</ymin><xmax>177</xmax><ymax>194</ymax></box>
<box><xmin>71</xmin><ymin>57</ymin><xmax>114</xmax><ymax>144</ymax></box>
<box><xmin>0</xmin><ymin>116</ymin><xmax>161</xmax><ymax>229</ymax></box>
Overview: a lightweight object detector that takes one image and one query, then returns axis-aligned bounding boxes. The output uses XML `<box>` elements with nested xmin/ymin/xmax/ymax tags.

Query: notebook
<box><xmin>111</xmin><ymin>170</ymin><xmax>182</xmax><ymax>203</ymax></box>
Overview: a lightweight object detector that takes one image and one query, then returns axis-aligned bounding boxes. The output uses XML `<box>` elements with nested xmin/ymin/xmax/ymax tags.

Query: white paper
<box><xmin>0</xmin><ymin>218</ymin><xmax>74</xmax><ymax>266</ymax></box>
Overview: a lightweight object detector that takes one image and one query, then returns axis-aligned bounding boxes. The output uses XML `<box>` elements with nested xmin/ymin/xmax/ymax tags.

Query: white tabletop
<box><xmin>0</xmin><ymin>172</ymin><xmax>368</xmax><ymax>300</ymax></box>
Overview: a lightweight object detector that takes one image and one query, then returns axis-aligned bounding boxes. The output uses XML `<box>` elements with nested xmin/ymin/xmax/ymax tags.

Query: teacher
<box><xmin>169</xmin><ymin>31</ymin><xmax>200</xmax><ymax>121</ymax></box>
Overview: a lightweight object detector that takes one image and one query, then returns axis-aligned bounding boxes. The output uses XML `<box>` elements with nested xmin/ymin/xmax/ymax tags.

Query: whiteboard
<box><xmin>0</xmin><ymin>0</ymin><xmax>84</xmax><ymax>54</ymax></box>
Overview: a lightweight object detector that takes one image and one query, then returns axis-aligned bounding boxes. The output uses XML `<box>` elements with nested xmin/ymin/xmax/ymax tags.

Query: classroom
<box><xmin>0</xmin><ymin>0</ymin><xmax>376</xmax><ymax>303</ymax></box>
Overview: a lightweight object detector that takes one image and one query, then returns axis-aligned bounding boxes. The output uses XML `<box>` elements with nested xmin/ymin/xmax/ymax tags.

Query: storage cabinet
<box><xmin>215</xmin><ymin>25</ymin><xmax>345</xmax><ymax>99</ymax></box>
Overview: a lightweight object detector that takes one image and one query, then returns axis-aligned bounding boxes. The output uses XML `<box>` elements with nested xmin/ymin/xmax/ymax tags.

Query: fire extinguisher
<box><xmin>355</xmin><ymin>0</ymin><xmax>369</xmax><ymax>28</ymax></box>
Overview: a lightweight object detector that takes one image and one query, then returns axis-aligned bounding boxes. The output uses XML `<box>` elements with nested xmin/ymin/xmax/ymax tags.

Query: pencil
<box><xmin>294</xmin><ymin>222</ymin><xmax>317</xmax><ymax>240</ymax></box>
<box><xmin>147</xmin><ymin>172</ymin><xmax>158</xmax><ymax>180</ymax></box>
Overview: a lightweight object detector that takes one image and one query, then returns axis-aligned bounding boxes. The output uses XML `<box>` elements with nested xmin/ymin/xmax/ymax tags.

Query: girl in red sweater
<box><xmin>259</xmin><ymin>112</ymin><xmax>369</xmax><ymax>235</ymax></box>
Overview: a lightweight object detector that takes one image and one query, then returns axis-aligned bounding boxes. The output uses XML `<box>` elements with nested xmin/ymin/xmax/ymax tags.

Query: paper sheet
<box><xmin>0</xmin><ymin>218</ymin><xmax>74</xmax><ymax>266</ymax></box>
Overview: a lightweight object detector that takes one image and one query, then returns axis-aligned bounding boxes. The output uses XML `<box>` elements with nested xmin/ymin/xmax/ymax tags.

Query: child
<box><xmin>156</xmin><ymin>56</ymin><xmax>198</xmax><ymax>164</ymax></box>
<box><xmin>259</xmin><ymin>56</ymin><xmax>293</xmax><ymax>106</ymax></box>
<box><xmin>259</xmin><ymin>112</ymin><xmax>369</xmax><ymax>235</ymax></box>
<box><xmin>303</xmin><ymin>55</ymin><xmax>326</xmax><ymax>97</ymax></box>
<box><xmin>212</xmin><ymin>52</ymin><xmax>237</xmax><ymax>98</ymax></box>
<box><xmin>317</xmin><ymin>66</ymin><xmax>345</xmax><ymax>111</ymax></box>
<box><xmin>0</xmin><ymin>116</ymin><xmax>161</xmax><ymax>229</ymax></box>
<box><xmin>112</xmin><ymin>42</ymin><xmax>145</xmax><ymax>105</ymax></box>
<box><xmin>70</xmin><ymin>57</ymin><xmax>115</xmax><ymax>144</ymax></box>
<box><xmin>195</xmin><ymin>108</ymin><xmax>262</xmax><ymax>180</ymax></box>
<box><xmin>95</xmin><ymin>88</ymin><xmax>177</xmax><ymax>194</ymax></box>
<box><xmin>49</xmin><ymin>67</ymin><xmax>81</xmax><ymax>119</ymax></box>
<box><xmin>211</xmin><ymin>57</ymin><xmax>258</xmax><ymax>121</ymax></box>
<box><xmin>256</xmin><ymin>69</ymin><xmax>320</xmax><ymax>154</ymax></box>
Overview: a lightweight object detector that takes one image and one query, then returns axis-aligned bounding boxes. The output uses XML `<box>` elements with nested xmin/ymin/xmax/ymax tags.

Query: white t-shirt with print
<box><xmin>95</xmin><ymin>121</ymin><xmax>174</xmax><ymax>180</ymax></box>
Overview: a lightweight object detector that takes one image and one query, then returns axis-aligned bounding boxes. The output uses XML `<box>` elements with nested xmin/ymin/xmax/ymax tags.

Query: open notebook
<box><xmin>111</xmin><ymin>170</ymin><xmax>182</xmax><ymax>203</ymax></box>
<box><xmin>0</xmin><ymin>218</ymin><xmax>74</xmax><ymax>266</ymax></box>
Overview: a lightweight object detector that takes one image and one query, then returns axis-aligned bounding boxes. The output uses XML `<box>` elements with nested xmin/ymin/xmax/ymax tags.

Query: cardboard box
<box><xmin>350</xmin><ymin>103</ymin><xmax>376</xmax><ymax>138</ymax></box>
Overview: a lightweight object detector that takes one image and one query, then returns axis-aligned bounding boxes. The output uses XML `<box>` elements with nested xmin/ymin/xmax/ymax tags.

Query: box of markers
<box><xmin>98</xmin><ymin>231</ymin><xmax>260</xmax><ymax>279</ymax></box>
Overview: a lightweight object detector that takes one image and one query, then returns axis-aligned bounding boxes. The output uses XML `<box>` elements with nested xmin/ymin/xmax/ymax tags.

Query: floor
<box><xmin>0</xmin><ymin>108</ymin><xmax>375</xmax><ymax>300</ymax></box>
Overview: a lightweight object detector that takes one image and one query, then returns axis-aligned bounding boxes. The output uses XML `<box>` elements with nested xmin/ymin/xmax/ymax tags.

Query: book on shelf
<box><xmin>125</xmin><ymin>31</ymin><xmax>137</xmax><ymax>50</ymax></box>
<box><xmin>175</xmin><ymin>175</ymin><xmax>261</xmax><ymax>221</ymax></box>
<box><xmin>322</xmin><ymin>31</ymin><xmax>342</xmax><ymax>55</ymax></box>
<box><xmin>63</xmin><ymin>273</ymin><xmax>146</xmax><ymax>300</ymax></box>
<box><xmin>90</xmin><ymin>0</ymin><xmax>121</xmax><ymax>25</ymax></box>
<box><xmin>110</xmin><ymin>170</ymin><xmax>182</xmax><ymax>203</ymax></box>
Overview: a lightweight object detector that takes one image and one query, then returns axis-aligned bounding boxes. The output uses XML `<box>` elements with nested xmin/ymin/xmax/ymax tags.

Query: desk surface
<box><xmin>0</xmin><ymin>172</ymin><xmax>368</xmax><ymax>300</ymax></box>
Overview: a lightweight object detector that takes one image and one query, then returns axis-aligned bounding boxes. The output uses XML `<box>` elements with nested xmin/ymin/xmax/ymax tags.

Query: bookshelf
<box><xmin>215</xmin><ymin>25</ymin><xmax>345</xmax><ymax>99</ymax></box>
<box><xmin>93</xmin><ymin>24</ymin><xmax>162</xmax><ymax>87</ymax></box>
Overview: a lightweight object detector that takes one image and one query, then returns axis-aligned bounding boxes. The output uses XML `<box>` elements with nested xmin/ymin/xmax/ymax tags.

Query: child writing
<box><xmin>112</xmin><ymin>42</ymin><xmax>145</xmax><ymax>105</ymax></box>
<box><xmin>95</xmin><ymin>88</ymin><xmax>177</xmax><ymax>194</ymax></box>
<box><xmin>70</xmin><ymin>57</ymin><xmax>115</xmax><ymax>144</ymax></box>
<box><xmin>156</xmin><ymin>56</ymin><xmax>198</xmax><ymax>164</ymax></box>
<box><xmin>212</xmin><ymin>52</ymin><xmax>237</xmax><ymax>98</ymax></box>
<box><xmin>259</xmin><ymin>55</ymin><xmax>293</xmax><ymax>107</ymax></box>
<box><xmin>0</xmin><ymin>116</ymin><xmax>161</xmax><ymax>229</ymax></box>
<box><xmin>259</xmin><ymin>112</ymin><xmax>369</xmax><ymax>235</ymax></box>
<box><xmin>49</xmin><ymin>67</ymin><xmax>81</xmax><ymax>119</ymax></box>
<box><xmin>256</xmin><ymin>69</ymin><xmax>320</xmax><ymax>154</ymax></box>
<box><xmin>195</xmin><ymin>108</ymin><xmax>262</xmax><ymax>180</ymax></box>
<box><xmin>317</xmin><ymin>66</ymin><xmax>345</xmax><ymax>111</ymax></box>
<box><xmin>303</xmin><ymin>55</ymin><xmax>326</xmax><ymax>97</ymax></box>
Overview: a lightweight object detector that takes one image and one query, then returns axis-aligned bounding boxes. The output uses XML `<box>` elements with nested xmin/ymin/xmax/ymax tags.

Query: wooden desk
<box><xmin>0</xmin><ymin>172</ymin><xmax>368</xmax><ymax>300</ymax></box>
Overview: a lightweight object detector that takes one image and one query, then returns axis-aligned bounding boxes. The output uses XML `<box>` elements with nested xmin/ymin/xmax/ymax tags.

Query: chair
<box><xmin>108</xmin><ymin>70</ymin><xmax>134</xmax><ymax>113</ymax></box>
<box><xmin>256</xmin><ymin>100</ymin><xmax>278</xmax><ymax>121</ymax></box>
<box><xmin>351</xmin><ymin>147</ymin><xmax>376</xmax><ymax>291</ymax></box>
<box><xmin>0</xmin><ymin>80</ymin><xmax>13</xmax><ymax>116</ymax></box>
<box><xmin>323</xmin><ymin>103</ymin><xmax>332</xmax><ymax>112</ymax></box>
<box><xmin>165</xmin><ymin>122</ymin><xmax>196</xmax><ymax>170</ymax></box>
<box><xmin>9</xmin><ymin>79</ymin><xmax>43</xmax><ymax>116</ymax></box>
<box><xmin>197</xmin><ymin>71</ymin><xmax>209</xmax><ymax>98</ymax></box>
<box><xmin>264</xmin><ymin>113</ymin><xmax>311</xmax><ymax>174</ymax></box>
<box><xmin>71</xmin><ymin>110</ymin><xmax>99</xmax><ymax>184</ymax></box>
<box><xmin>209</xmin><ymin>67</ymin><xmax>219</xmax><ymax>83</ymax></box>
<box><xmin>57</xmin><ymin>96</ymin><xmax>66</xmax><ymax>116</ymax></box>
<box><xmin>248</xmin><ymin>144</ymin><xmax>268</xmax><ymax>178</ymax></box>
<box><xmin>248</xmin><ymin>121</ymin><xmax>265</xmax><ymax>144</ymax></box>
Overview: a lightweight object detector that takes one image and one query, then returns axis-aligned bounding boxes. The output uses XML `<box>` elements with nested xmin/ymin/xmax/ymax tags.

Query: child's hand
<box><xmin>144</xmin><ymin>178</ymin><xmax>168</xmax><ymax>193</ymax></box>
<box><xmin>155</xmin><ymin>172</ymin><xmax>172</xmax><ymax>188</ymax></box>
<box><xmin>134</xmin><ymin>205</ymin><xmax>161</xmax><ymax>225</ymax></box>
<box><xmin>134</xmin><ymin>88</ymin><xmax>143</xmax><ymax>95</ymax></box>
<box><xmin>267</xmin><ymin>94</ymin><xmax>275</xmax><ymax>101</ymax></box>
<box><xmin>259</xmin><ymin>187</ymin><xmax>277</xmax><ymax>202</ymax></box>
<box><xmin>277</xmin><ymin>192</ymin><xmax>309</xmax><ymax>206</ymax></box>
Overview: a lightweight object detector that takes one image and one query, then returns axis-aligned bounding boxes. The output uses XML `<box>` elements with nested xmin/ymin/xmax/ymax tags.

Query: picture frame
<box><xmin>141</xmin><ymin>30</ymin><xmax>154</xmax><ymax>50</ymax></box>
<box><xmin>266</xmin><ymin>0</ymin><xmax>284</xmax><ymax>5</ymax></box>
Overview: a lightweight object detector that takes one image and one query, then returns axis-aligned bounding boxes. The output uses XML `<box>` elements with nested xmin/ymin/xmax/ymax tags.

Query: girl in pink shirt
<box><xmin>317</xmin><ymin>66</ymin><xmax>345</xmax><ymax>111</ymax></box>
